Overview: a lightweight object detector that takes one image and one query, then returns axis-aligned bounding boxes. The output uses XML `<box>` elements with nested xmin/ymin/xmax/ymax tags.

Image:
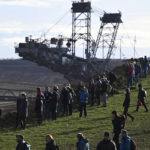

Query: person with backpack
<box><xmin>112</xmin><ymin>111</ymin><xmax>123</xmax><ymax>150</ymax></box>
<box><xmin>123</xmin><ymin>88</ymin><xmax>134</xmax><ymax>121</ymax></box>
<box><xmin>96</xmin><ymin>132</ymin><xmax>117</xmax><ymax>150</ymax></box>
<box><xmin>76</xmin><ymin>133</ymin><xmax>89</xmax><ymax>150</ymax></box>
<box><xmin>45</xmin><ymin>134</ymin><xmax>59</xmax><ymax>150</ymax></box>
<box><xmin>95</xmin><ymin>76</ymin><xmax>102</xmax><ymax>106</ymax></box>
<box><xmin>78</xmin><ymin>86</ymin><xmax>89</xmax><ymax>118</ymax></box>
<box><xmin>16</xmin><ymin>92</ymin><xmax>28</xmax><ymax>129</ymax></box>
<box><xmin>35</xmin><ymin>88</ymin><xmax>44</xmax><ymax>125</ymax></box>
<box><xmin>136</xmin><ymin>84</ymin><xmax>148</xmax><ymax>112</ymax></box>
<box><xmin>120</xmin><ymin>130</ymin><xmax>136</xmax><ymax>150</ymax></box>
<box><xmin>88</xmin><ymin>78</ymin><xmax>95</xmax><ymax>106</ymax></box>
<box><xmin>16</xmin><ymin>135</ymin><xmax>31</xmax><ymax>150</ymax></box>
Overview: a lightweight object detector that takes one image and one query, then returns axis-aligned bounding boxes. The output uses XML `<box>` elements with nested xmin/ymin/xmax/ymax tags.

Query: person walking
<box><xmin>16</xmin><ymin>135</ymin><xmax>30</xmax><ymax>150</ymax></box>
<box><xmin>136</xmin><ymin>84</ymin><xmax>148</xmax><ymax>112</ymax></box>
<box><xmin>45</xmin><ymin>134</ymin><xmax>58</xmax><ymax>150</ymax></box>
<box><xmin>76</xmin><ymin>133</ymin><xmax>89</xmax><ymax>150</ymax></box>
<box><xmin>96</xmin><ymin>132</ymin><xmax>117</xmax><ymax>150</ymax></box>
<box><xmin>78</xmin><ymin>86</ymin><xmax>89</xmax><ymax>118</ymax></box>
<box><xmin>112</xmin><ymin>111</ymin><xmax>122</xmax><ymax>150</ymax></box>
<box><xmin>35</xmin><ymin>88</ymin><xmax>44</xmax><ymax>125</ymax></box>
<box><xmin>16</xmin><ymin>92</ymin><xmax>28</xmax><ymax>129</ymax></box>
<box><xmin>123</xmin><ymin>88</ymin><xmax>134</xmax><ymax>121</ymax></box>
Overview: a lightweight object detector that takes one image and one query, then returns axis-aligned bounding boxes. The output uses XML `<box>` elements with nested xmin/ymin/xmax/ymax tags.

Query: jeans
<box><xmin>79</xmin><ymin>103</ymin><xmax>87</xmax><ymax>117</ymax></box>
<box><xmin>127</xmin><ymin>76</ymin><xmax>133</xmax><ymax>87</ymax></box>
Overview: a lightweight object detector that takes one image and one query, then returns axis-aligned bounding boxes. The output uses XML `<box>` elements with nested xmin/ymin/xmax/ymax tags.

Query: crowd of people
<box><xmin>125</xmin><ymin>56</ymin><xmax>149</xmax><ymax>88</ymax></box>
<box><xmin>15</xmin><ymin>71</ymin><xmax>116</xmax><ymax>129</ymax></box>
<box><xmin>16</xmin><ymin>130</ymin><xmax>136</xmax><ymax>150</ymax></box>
<box><xmin>15</xmin><ymin>57</ymin><xmax>150</xmax><ymax>150</ymax></box>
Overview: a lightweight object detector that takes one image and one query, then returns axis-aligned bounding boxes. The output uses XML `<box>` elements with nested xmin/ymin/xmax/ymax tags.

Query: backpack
<box><xmin>143</xmin><ymin>90</ymin><xmax>147</xmax><ymax>98</ymax></box>
<box><xmin>120</xmin><ymin>115</ymin><xmax>126</xmax><ymax>129</ymax></box>
<box><xmin>130</xmin><ymin>139</ymin><xmax>136</xmax><ymax>150</ymax></box>
<box><xmin>24</xmin><ymin>142</ymin><xmax>31</xmax><ymax>150</ymax></box>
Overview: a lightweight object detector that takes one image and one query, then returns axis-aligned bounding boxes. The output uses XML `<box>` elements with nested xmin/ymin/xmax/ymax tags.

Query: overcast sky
<box><xmin>0</xmin><ymin>0</ymin><xmax>150</xmax><ymax>59</ymax></box>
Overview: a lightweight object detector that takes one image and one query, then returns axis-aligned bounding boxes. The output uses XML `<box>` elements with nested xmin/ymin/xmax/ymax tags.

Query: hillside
<box><xmin>0</xmin><ymin>59</ymin><xmax>68</xmax><ymax>90</ymax></box>
<box><xmin>0</xmin><ymin>75</ymin><xmax>150</xmax><ymax>150</ymax></box>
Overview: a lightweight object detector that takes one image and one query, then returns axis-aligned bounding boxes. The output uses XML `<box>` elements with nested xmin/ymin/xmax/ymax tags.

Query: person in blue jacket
<box><xmin>79</xmin><ymin>86</ymin><xmax>89</xmax><ymax>118</ymax></box>
<box><xmin>120</xmin><ymin>130</ymin><xmax>131</xmax><ymax>150</ymax></box>
<box><xmin>76</xmin><ymin>133</ymin><xmax>89</xmax><ymax>150</ymax></box>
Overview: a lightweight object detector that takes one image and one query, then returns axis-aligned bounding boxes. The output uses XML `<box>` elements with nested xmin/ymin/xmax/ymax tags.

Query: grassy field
<box><xmin>1</xmin><ymin>77</ymin><xmax>150</xmax><ymax>150</ymax></box>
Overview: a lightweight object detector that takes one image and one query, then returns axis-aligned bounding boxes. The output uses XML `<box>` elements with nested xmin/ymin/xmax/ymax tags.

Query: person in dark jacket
<box><xmin>101</xmin><ymin>78</ymin><xmax>108</xmax><ymax>107</ymax></box>
<box><xmin>88</xmin><ymin>78</ymin><xmax>95</xmax><ymax>106</ymax></box>
<box><xmin>16</xmin><ymin>92</ymin><xmax>28</xmax><ymax>129</ymax></box>
<box><xmin>44</xmin><ymin>87</ymin><xmax>52</xmax><ymax>120</ymax></box>
<box><xmin>61</xmin><ymin>86</ymin><xmax>69</xmax><ymax>116</ymax></box>
<box><xmin>51</xmin><ymin>86</ymin><xmax>59</xmax><ymax>120</ymax></box>
<box><xmin>16</xmin><ymin>135</ymin><xmax>30</xmax><ymax>150</ymax></box>
<box><xmin>35</xmin><ymin>88</ymin><xmax>44</xmax><ymax>125</ymax></box>
<box><xmin>95</xmin><ymin>76</ymin><xmax>102</xmax><ymax>106</ymax></box>
<box><xmin>67</xmin><ymin>84</ymin><xmax>74</xmax><ymax>116</ymax></box>
<box><xmin>107</xmin><ymin>71</ymin><xmax>117</xmax><ymax>95</ymax></box>
<box><xmin>96</xmin><ymin>132</ymin><xmax>117</xmax><ymax>150</ymax></box>
<box><xmin>77</xmin><ymin>133</ymin><xmax>89</xmax><ymax>150</ymax></box>
<box><xmin>112</xmin><ymin>111</ymin><xmax>122</xmax><ymax>150</ymax></box>
<box><xmin>79</xmin><ymin>86</ymin><xmax>89</xmax><ymax>118</ymax></box>
<box><xmin>45</xmin><ymin>134</ymin><xmax>57</xmax><ymax>150</ymax></box>
<box><xmin>123</xmin><ymin>88</ymin><xmax>134</xmax><ymax>121</ymax></box>
<box><xmin>136</xmin><ymin>84</ymin><xmax>148</xmax><ymax>112</ymax></box>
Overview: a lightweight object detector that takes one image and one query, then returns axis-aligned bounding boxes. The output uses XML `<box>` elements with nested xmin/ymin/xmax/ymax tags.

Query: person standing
<box><xmin>45</xmin><ymin>134</ymin><xmax>58</xmax><ymax>150</ymax></box>
<box><xmin>76</xmin><ymin>133</ymin><xmax>89</xmax><ymax>150</ymax></box>
<box><xmin>67</xmin><ymin>84</ymin><xmax>74</xmax><ymax>116</ymax></box>
<box><xmin>51</xmin><ymin>86</ymin><xmax>59</xmax><ymax>120</ymax></box>
<box><xmin>101</xmin><ymin>78</ymin><xmax>108</xmax><ymax>107</ymax></box>
<box><xmin>136</xmin><ymin>84</ymin><xmax>148</xmax><ymax>112</ymax></box>
<box><xmin>35</xmin><ymin>88</ymin><xmax>44</xmax><ymax>125</ymax></box>
<box><xmin>79</xmin><ymin>87</ymin><xmax>89</xmax><ymax>118</ymax></box>
<box><xmin>16</xmin><ymin>135</ymin><xmax>30</xmax><ymax>150</ymax></box>
<box><xmin>88</xmin><ymin>78</ymin><xmax>95</xmax><ymax>106</ymax></box>
<box><xmin>95</xmin><ymin>76</ymin><xmax>102</xmax><ymax>106</ymax></box>
<box><xmin>112</xmin><ymin>111</ymin><xmax>122</xmax><ymax>150</ymax></box>
<box><xmin>61</xmin><ymin>86</ymin><xmax>69</xmax><ymax>116</ymax></box>
<box><xmin>44</xmin><ymin>87</ymin><xmax>52</xmax><ymax>120</ymax></box>
<box><xmin>123</xmin><ymin>88</ymin><xmax>134</xmax><ymax>121</ymax></box>
<box><xmin>16</xmin><ymin>92</ymin><xmax>28</xmax><ymax>129</ymax></box>
<box><xmin>96</xmin><ymin>132</ymin><xmax>117</xmax><ymax>150</ymax></box>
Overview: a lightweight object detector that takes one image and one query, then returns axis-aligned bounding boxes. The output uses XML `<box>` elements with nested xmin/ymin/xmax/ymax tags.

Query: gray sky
<box><xmin>0</xmin><ymin>0</ymin><xmax>150</xmax><ymax>59</ymax></box>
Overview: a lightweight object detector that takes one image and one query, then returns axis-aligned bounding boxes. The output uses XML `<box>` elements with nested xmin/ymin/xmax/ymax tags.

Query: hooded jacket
<box><xmin>96</xmin><ymin>139</ymin><xmax>116</xmax><ymax>150</ymax></box>
<box><xmin>120</xmin><ymin>136</ymin><xmax>131</xmax><ymax>150</ymax></box>
<box><xmin>77</xmin><ymin>138</ymin><xmax>89</xmax><ymax>150</ymax></box>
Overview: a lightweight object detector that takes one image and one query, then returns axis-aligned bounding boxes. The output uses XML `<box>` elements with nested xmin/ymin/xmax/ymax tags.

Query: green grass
<box><xmin>1</xmin><ymin>77</ymin><xmax>150</xmax><ymax>150</ymax></box>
